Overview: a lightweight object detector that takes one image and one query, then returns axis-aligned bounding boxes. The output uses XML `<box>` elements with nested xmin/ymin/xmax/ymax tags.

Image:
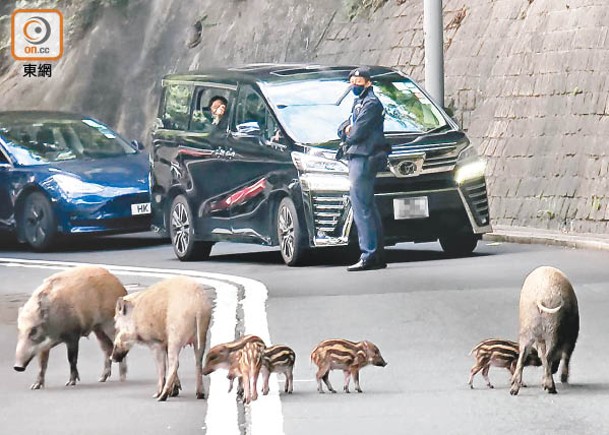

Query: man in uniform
<box><xmin>337</xmin><ymin>66</ymin><xmax>389</xmax><ymax>271</ymax></box>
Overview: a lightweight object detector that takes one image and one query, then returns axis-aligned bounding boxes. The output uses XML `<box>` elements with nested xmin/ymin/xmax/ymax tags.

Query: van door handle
<box><xmin>225</xmin><ymin>148</ymin><xmax>235</xmax><ymax>159</ymax></box>
<box><xmin>212</xmin><ymin>147</ymin><xmax>226</xmax><ymax>158</ymax></box>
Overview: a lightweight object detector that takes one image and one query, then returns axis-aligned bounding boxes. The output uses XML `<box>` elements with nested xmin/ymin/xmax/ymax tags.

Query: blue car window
<box><xmin>0</xmin><ymin>119</ymin><xmax>135</xmax><ymax>165</ymax></box>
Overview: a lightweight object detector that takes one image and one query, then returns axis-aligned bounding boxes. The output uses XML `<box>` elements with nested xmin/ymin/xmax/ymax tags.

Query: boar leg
<box><xmin>158</xmin><ymin>345</ymin><xmax>181</xmax><ymax>401</ymax></box>
<box><xmin>261</xmin><ymin>366</ymin><xmax>270</xmax><ymax>395</ymax></box>
<box><xmin>537</xmin><ymin>341</ymin><xmax>557</xmax><ymax>394</ymax></box>
<box><xmin>468</xmin><ymin>361</ymin><xmax>485</xmax><ymax>389</ymax></box>
<box><xmin>352</xmin><ymin>368</ymin><xmax>363</xmax><ymax>393</ymax></box>
<box><xmin>194</xmin><ymin>344</ymin><xmax>205</xmax><ymax>399</ymax></box>
<box><xmin>316</xmin><ymin>367</ymin><xmax>336</xmax><ymax>394</ymax></box>
<box><xmin>93</xmin><ymin>328</ymin><xmax>114</xmax><ymax>382</ymax></box>
<box><xmin>560</xmin><ymin>350</ymin><xmax>572</xmax><ymax>384</ymax></box>
<box><xmin>510</xmin><ymin>340</ymin><xmax>534</xmax><ymax>396</ymax></box>
<box><xmin>193</xmin><ymin>323</ymin><xmax>207</xmax><ymax>400</ymax></box>
<box><xmin>65</xmin><ymin>339</ymin><xmax>80</xmax><ymax>386</ymax></box>
<box><xmin>508</xmin><ymin>362</ymin><xmax>527</xmax><ymax>387</ymax></box>
<box><xmin>481</xmin><ymin>365</ymin><xmax>494</xmax><ymax>389</ymax></box>
<box><xmin>251</xmin><ymin>362</ymin><xmax>261</xmax><ymax>401</ymax></box>
<box><xmin>31</xmin><ymin>349</ymin><xmax>50</xmax><ymax>390</ymax></box>
<box><xmin>342</xmin><ymin>370</ymin><xmax>351</xmax><ymax>393</ymax></box>
<box><xmin>241</xmin><ymin>370</ymin><xmax>252</xmax><ymax>404</ymax></box>
<box><xmin>286</xmin><ymin>368</ymin><xmax>294</xmax><ymax>394</ymax></box>
<box><xmin>151</xmin><ymin>345</ymin><xmax>167</xmax><ymax>399</ymax></box>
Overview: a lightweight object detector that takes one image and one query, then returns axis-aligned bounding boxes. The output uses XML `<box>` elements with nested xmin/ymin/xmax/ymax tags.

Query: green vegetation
<box><xmin>344</xmin><ymin>0</ymin><xmax>388</xmax><ymax>20</ymax></box>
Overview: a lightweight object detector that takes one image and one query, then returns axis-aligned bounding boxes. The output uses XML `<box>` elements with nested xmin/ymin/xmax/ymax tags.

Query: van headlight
<box><xmin>291</xmin><ymin>151</ymin><xmax>348</xmax><ymax>174</ymax></box>
<box><xmin>300</xmin><ymin>174</ymin><xmax>350</xmax><ymax>192</ymax></box>
<box><xmin>455</xmin><ymin>145</ymin><xmax>486</xmax><ymax>184</ymax></box>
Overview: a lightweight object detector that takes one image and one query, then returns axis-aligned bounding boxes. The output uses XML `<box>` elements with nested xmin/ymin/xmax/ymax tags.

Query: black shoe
<box><xmin>347</xmin><ymin>259</ymin><xmax>385</xmax><ymax>271</ymax></box>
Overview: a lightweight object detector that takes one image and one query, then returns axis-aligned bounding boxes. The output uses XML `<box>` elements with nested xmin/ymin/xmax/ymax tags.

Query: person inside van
<box><xmin>209</xmin><ymin>96</ymin><xmax>228</xmax><ymax>127</ymax></box>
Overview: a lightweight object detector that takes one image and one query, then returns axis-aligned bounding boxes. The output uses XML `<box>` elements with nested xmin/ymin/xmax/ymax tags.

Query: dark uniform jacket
<box><xmin>337</xmin><ymin>86</ymin><xmax>388</xmax><ymax>157</ymax></box>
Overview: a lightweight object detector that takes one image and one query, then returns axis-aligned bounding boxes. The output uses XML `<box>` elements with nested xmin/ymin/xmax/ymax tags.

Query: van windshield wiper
<box><xmin>335</xmin><ymin>85</ymin><xmax>353</xmax><ymax>106</ymax></box>
<box><xmin>407</xmin><ymin>124</ymin><xmax>453</xmax><ymax>144</ymax></box>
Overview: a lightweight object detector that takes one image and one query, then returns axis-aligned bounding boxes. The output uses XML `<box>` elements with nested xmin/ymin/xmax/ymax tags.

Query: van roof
<box><xmin>162</xmin><ymin>63</ymin><xmax>401</xmax><ymax>85</ymax></box>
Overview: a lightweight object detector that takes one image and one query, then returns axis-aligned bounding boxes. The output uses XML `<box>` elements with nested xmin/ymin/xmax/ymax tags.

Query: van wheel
<box><xmin>439</xmin><ymin>234</ymin><xmax>478</xmax><ymax>257</ymax></box>
<box><xmin>20</xmin><ymin>192</ymin><xmax>57</xmax><ymax>251</ymax></box>
<box><xmin>169</xmin><ymin>195</ymin><xmax>212</xmax><ymax>261</ymax></box>
<box><xmin>277</xmin><ymin>197</ymin><xmax>307</xmax><ymax>266</ymax></box>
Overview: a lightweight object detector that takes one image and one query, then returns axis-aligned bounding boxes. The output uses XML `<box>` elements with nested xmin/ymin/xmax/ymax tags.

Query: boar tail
<box><xmin>537</xmin><ymin>300</ymin><xmax>563</xmax><ymax>314</ymax></box>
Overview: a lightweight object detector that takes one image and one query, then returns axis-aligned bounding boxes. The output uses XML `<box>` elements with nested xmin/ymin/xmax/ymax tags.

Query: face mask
<box><xmin>352</xmin><ymin>85</ymin><xmax>365</xmax><ymax>96</ymax></box>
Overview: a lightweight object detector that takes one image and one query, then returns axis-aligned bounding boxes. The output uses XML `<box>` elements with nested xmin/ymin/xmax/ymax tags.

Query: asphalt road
<box><xmin>1</xmin><ymin>233</ymin><xmax>609</xmax><ymax>434</ymax></box>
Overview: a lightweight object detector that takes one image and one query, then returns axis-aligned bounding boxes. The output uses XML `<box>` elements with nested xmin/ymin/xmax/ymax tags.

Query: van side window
<box><xmin>190</xmin><ymin>87</ymin><xmax>234</xmax><ymax>133</ymax></box>
<box><xmin>161</xmin><ymin>84</ymin><xmax>193</xmax><ymax>130</ymax></box>
<box><xmin>234</xmin><ymin>86</ymin><xmax>278</xmax><ymax>141</ymax></box>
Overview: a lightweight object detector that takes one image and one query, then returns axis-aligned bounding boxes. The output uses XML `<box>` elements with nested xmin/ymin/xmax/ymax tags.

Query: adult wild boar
<box><xmin>510</xmin><ymin>266</ymin><xmax>579</xmax><ymax>395</ymax></box>
<box><xmin>14</xmin><ymin>266</ymin><xmax>128</xmax><ymax>389</ymax></box>
<box><xmin>111</xmin><ymin>276</ymin><xmax>211</xmax><ymax>401</ymax></box>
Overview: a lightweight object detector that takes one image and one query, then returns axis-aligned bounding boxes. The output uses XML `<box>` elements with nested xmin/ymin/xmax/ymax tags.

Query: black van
<box><xmin>150</xmin><ymin>64</ymin><xmax>491</xmax><ymax>265</ymax></box>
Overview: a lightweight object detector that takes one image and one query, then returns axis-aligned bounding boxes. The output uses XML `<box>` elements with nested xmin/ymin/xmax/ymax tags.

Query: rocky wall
<box><xmin>1</xmin><ymin>0</ymin><xmax>607</xmax><ymax>235</ymax></box>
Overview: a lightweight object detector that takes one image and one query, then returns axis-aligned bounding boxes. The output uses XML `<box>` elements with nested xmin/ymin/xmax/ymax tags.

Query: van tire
<box><xmin>277</xmin><ymin>197</ymin><xmax>308</xmax><ymax>266</ymax></box>
<box><xmin>439</xmin><ymin>234</ymin><xmax>478</xmax><ymax>257</ymax></box>
<box><xmin>169</xmin><ymin>195</ymin><xmax>212</xmax><ymax>261</ymax></box>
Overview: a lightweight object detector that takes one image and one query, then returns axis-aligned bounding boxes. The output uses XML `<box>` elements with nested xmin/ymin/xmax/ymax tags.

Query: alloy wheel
<box><xmin>171</xmin><ymin>201</ymin><xmax>190</xmax><ymax>256</ymax></box>
<box><xmin>278</xmin><ymin>204</ymin><xmax>295</xmax><ymax>261</ymax></box>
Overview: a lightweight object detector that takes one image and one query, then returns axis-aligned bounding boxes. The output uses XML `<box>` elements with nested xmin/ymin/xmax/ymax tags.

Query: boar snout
<box><xmin>13</xmin><ymin>365</ymin><xmax>26</xmax><ymax>372</ymax></box>
<box><xmin>111</xmin><ymin>348</ymin><xmax>127</xmax><ymax>363</ymax></box>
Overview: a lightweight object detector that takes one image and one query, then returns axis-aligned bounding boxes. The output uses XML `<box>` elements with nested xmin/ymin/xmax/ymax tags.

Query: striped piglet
<box><xmin>202</xmin><ymin>335</ymin><xmax>266</xmax><ymax>403</ymax></box>
<box><xmin>468</xmin><ymin>338</ymin><xmax>541</xmax><ymax>389</ymax></box>
<box><xmin>311</xmin><ymin>339</ymin><xmax>387</xmax><ymax>394</ymax></box>
<box><xmin>261</xmin><ymin>344</ymin><xmax>296</xmax><ymax>395</ymax></box>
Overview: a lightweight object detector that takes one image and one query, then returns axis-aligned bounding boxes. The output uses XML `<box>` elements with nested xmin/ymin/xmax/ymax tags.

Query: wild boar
<box><xmin>202</xmin><ymin>335</ymin><xmax>266</xmax><ymax>401</ymax></box>
<box><xmin>14</xmin><ymin>266</ymin><xmax>127</xmax><ymax>389</ymax></box>
<box><xmin>510</xmin><ymin>266</ymin><xmax>579</xmax><ymax>395</ymax></box>
<box><xmin>227</xmin><ymin>340</ymin><xmax>266</xmax><ymax>404</ymax></box>
<box><xmin>261</xmin><ymin>344</ymin><xmax>296</xmax><ymax>395</ymax></box>
<box><xmin>311</xmin><ymin>339</ymin><xmax>387</xmax><ymax>393</ymax></box>
<box><xmin>468</xmin><ymin>338</ymin><xmax>541</xmax><ymax>389</ymax></box>
<box><xmin>111</xmin><ymin>276</ymin><xmax>211</xmax><ymax>401</ymax></box>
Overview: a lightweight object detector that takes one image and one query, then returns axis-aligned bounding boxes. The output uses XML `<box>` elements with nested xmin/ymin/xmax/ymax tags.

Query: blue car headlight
<box><xmin>52</xmin><ymin>174</ymin><xmax>104</xmax><ymax>196</ymax></box>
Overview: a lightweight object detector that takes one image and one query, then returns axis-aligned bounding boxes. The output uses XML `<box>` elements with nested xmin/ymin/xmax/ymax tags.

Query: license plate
<box><xmin>393</xmin><ymin>197</ymin><xmax>429</xmax><ymax>220</ymax></box>
<box><xmin>131</xmin><ymin>202</ymin><xmax>151</xmax><ymax>215</ymax></box>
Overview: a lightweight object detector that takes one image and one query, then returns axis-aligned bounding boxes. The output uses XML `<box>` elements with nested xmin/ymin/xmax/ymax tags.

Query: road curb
<box><xmin>483</xmin><ymin>226</ymin><xmax>609</xmax><ymax>252</ymax></box>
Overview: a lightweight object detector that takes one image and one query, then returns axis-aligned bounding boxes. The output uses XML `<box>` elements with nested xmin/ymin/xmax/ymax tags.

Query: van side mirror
<box><xmin>131</xmin><ymin>140</ymin><xmax>145</xmax><ymax>151</ymax></box>
<box><xmin>236</xmin><ymin>121</ymin><xmax>261</xmax><ymax>136</ymax></box>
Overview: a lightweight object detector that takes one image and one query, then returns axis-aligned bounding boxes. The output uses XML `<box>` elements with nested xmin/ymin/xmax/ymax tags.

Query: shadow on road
<box><xmin>559</xmin><ymin>383</ymin><xmax>609</xmax><ymax>396</ymax></box>
<box><xmin>0</xmin><ymin>232</ymin><xmax>167</xmax><ymax>254</ymax></box>
<box><xmin>209</xmin><ymin>246</ymin><xmax>493</xmax><ymax>267</ymax></box>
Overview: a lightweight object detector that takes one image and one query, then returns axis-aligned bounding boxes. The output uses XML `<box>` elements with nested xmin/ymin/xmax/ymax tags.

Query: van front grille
<box><xmin>380</xmin><ymin>142</ymin><xmax>462</xmax><ymax>177</ymax></box>
<box><xmin>312</xmin><ymin>193</ymin><xmax>349</xmax><ymax>234</ymax></box>
<box><xmin>461</xmin><ymin>179</ymin><xmax>490</xmax><ymax>226</ymax></box>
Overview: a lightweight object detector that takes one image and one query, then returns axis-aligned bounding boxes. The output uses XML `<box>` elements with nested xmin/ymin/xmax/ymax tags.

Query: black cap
<box><xmin>349</xmin><ymin>66</ymin><xmax>371</xmax><ymax>81</ymax></box>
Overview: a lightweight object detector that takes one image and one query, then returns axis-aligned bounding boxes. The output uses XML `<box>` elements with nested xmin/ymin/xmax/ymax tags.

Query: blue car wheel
<box><xmin>21</xmin><ymin>192</ymin><xmax>57</xmax><ymax>251</ymax></box>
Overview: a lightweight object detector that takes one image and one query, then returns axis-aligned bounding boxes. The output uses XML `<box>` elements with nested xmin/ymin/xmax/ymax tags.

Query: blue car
<box><xmin>0</xmin><ymin>111</ymin><xmax>151</xmax><ymax>251</ymax></box>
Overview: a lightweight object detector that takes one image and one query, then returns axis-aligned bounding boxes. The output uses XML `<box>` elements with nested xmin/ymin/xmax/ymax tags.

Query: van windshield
<box><xmin>262</xmin><ymin>76</ymin><xmax>448</xmax><ymax>146</ymax></box>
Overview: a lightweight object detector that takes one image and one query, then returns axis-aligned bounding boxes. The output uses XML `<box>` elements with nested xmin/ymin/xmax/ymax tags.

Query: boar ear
<box><xmin>116</xmin><ymin>297</ymin><xmax>133</xmax><ymax>316</ymax></box>
<box><xmin>116</xmin><ymin>297</ymin><xmax>126</xmax><ymax>315</ymax></box>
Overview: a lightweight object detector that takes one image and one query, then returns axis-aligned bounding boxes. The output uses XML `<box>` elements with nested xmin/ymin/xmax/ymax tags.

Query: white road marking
<box><xmin>0</xmin><ymin>257</ymin><xmax>285</xmax><ymax>435</ymax></box>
